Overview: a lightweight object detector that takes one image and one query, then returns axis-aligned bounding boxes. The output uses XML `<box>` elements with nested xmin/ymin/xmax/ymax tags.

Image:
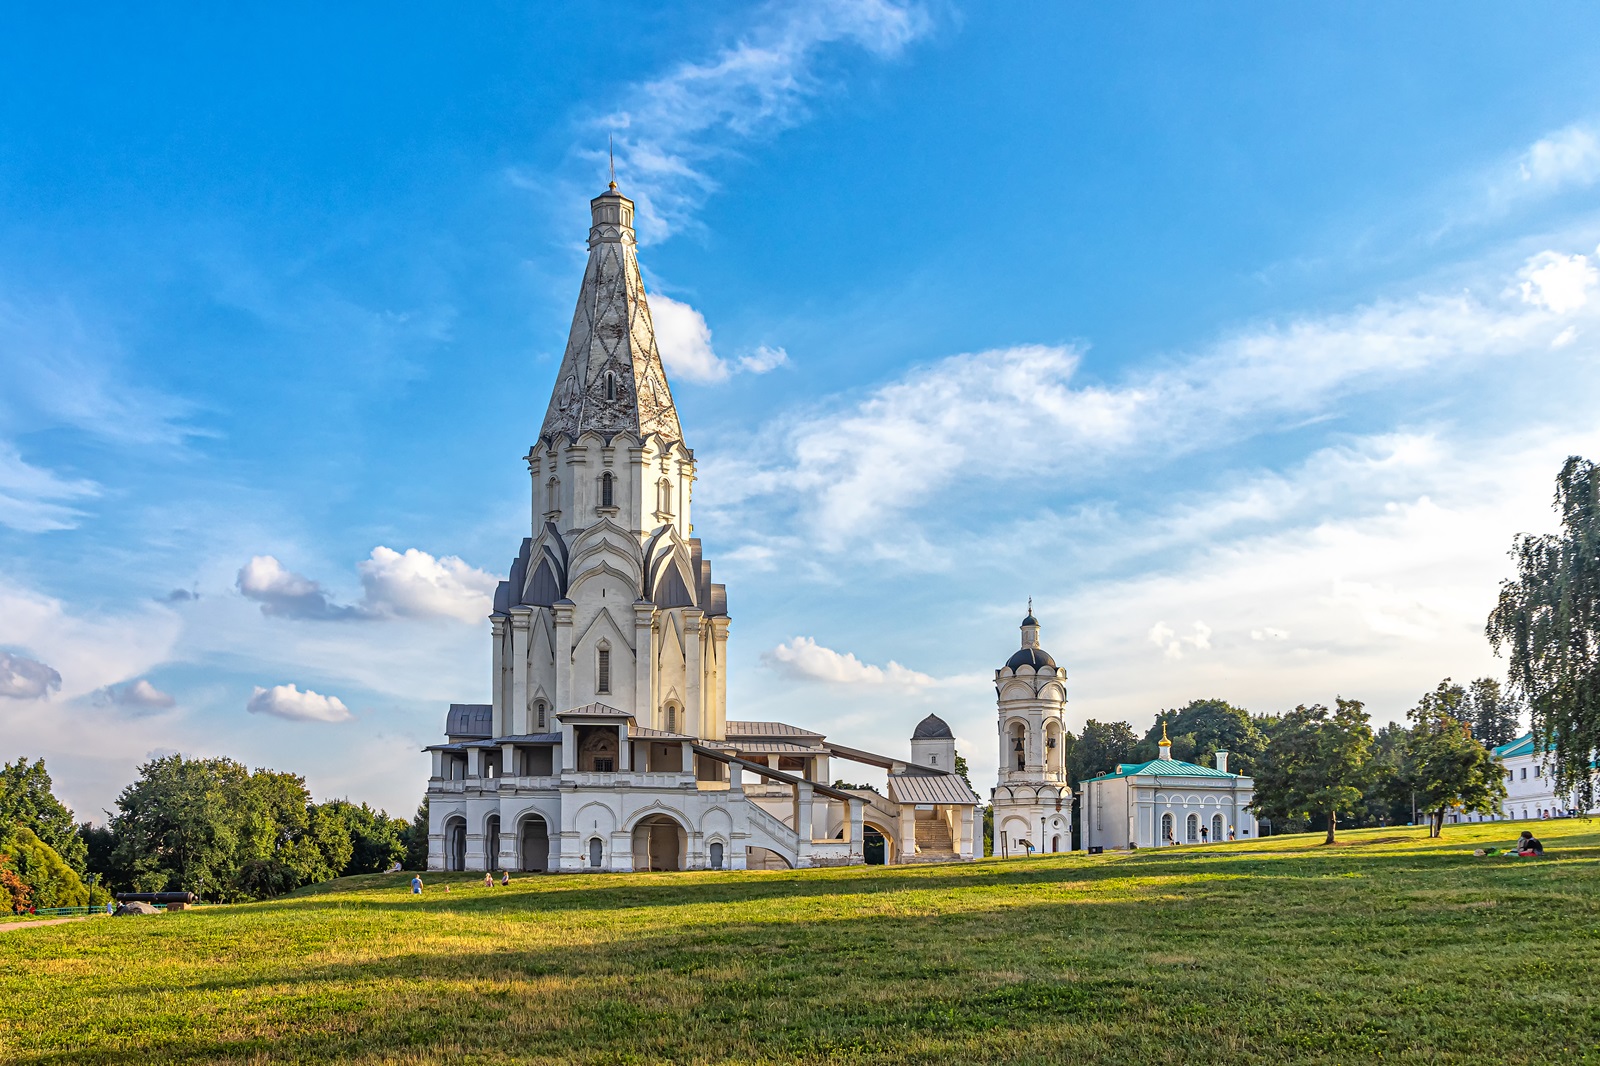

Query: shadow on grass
<box><xmin>15</xmin><ymin>861</ymin><xmax>1600</xmax><ymax>1066</ymax></box>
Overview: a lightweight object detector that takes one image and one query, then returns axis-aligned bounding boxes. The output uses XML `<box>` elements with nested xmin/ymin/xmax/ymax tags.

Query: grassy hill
<box><xmin>3</xmin><ymin>820</ymin><xmax>1597</xmax><ymax>1064</ymax></box>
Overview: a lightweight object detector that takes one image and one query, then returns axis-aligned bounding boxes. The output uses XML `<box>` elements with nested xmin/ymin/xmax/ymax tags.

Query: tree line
<box><xmin>1</xmin><ymin>754</ymin><xmax>430</xmax><ymax>907</ymax></box>
<box><xmin>1046</xmin><ymin>677</ymin><xmax>1518</xmax><ymax>845</ymax></box>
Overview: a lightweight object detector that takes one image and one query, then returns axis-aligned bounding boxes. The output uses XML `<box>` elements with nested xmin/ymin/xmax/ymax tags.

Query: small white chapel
<box><xmin>424</xmin><ymin>183</ymin><xmax>980</xmax><ymax>873</ymax></box>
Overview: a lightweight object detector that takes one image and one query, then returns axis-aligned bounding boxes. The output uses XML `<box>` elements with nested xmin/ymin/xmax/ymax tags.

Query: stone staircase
<box><xmin>912</xmin><ymin>816</ymin><xmax>957</xmax><ymax>862</ymax></box>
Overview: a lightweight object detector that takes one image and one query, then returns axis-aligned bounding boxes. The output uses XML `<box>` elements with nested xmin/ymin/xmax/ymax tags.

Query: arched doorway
<box><xmin>445</xmin><ymin>817</ymin><xmax>467</xmax><ymax>871</ymax></box>
<box><xmin>632</xmin><ymin>814</ymin><xmax>685</xmax><ymax>871</ymax></box>
<box><xmin>1160</xmin><ymin>812</ymin><xmax>1174</xmax><ymax>846</ymax></box>
<box><xmin>863</xmin><ymin>825</ymin><xmax>887</xmax><ymax>865</ymax></box>
<box><xmin>588</xmin><ymin>837</ymin><xmax>603</xmax><ymax>868</ymax></box>
<box><xmin>486</xmin><ymin>815</ymin><xmax>501</xmax><ymax>871</ymax></box>
<box><xmin>708</xmin><ymin>841</ymin><xmax>725</xmax><ymax>870</ymax></box>
<box><xmin>519</xmin><ymin>815</ymin><xmax>549</xmax><ymax>872</ymax></box>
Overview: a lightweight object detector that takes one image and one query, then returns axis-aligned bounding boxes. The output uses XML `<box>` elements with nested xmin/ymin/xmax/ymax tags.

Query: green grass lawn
<box><xmin>3</xmin><ymin>820</ymin><xmax>1597</xmax><ymax>1065</ymax></box>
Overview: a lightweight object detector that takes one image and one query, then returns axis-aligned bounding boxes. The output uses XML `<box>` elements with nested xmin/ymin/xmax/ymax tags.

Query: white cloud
<box><xmin>1147</xmin><ymin>621</ymin><xmax>1211</xmax><ymax>660</ymax></box>
<box><xmin>0</xmin><ymin>651</ymin><xmax>62</xmax><ymax>699</ymax></box>
<box><xmin>1517</xmin><ymin>124</ymin><xmax>1600</xmax><ymax>191</ymax></box>
<box><xmin>599</xmin><ymin>0</ymin><xmax>934</xmax><ymax>240</ymax></box>
<box><xmin>0</xmin><ymin>441</ymin><xmax>98</xmax><ymax>533</ymax></box>
<box><xmin>651</xmin><ymin>294</ymin><xmax>728</xmax><ymax>383</ymax></box>
<box><xmin>237</xmin><ymin>555</ymin><xmax>361</xmax><ymax>620</ymax></box>
<box><xmin>649</xmin><ymin>294</ymin><xmax>791</xmax><ymax>384</ymax></box>
<box><xmin>1251</xmin><ymin>627</ymin><xmax>1289</xmax><ymax>642</ymax></box>
<box><xmin>1515</xmin><ymin>249</ymin><xmax>1598</xmax><ymax>314</ymax></box>
<box><xmin>357</xmin><ymin>547</ymin><xmax>497</xmax><ymax>624</ymax></box>
<box><xmin>704</xmin><ymin>245</ymin><xmax>1598</xmax><ymax>554</ymax></box>
<box><xmin>246</xmin><ymin>683</ymin><xmax>352</xmax><ymax>724</ymax></box>
<box><xmin>739</xmin><ymin>345</ymin><xmax>790</xmax><ymax>374</ymax></box>
<box><xmin>93</xmin><ymin>678</ymin><xmax>177</xmax><ymax>713</ymax></box>
<box><xmin>762</xmin><ymin>636</ymin><xmax>936</xmax><ymax>686</ymax></box>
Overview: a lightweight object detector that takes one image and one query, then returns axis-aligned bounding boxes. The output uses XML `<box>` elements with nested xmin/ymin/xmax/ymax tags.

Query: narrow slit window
<box><xmin>601</xmin><ymin>472</ymin><xmax>614</xmax><ymax>508</ymax></box>
<box><xmin>658</xmin><ymin>478</ymin><xmax>672</xmax><ymax>514</ymax></box>
<box><xmin>605</xmin><ymin>371</ymin><xmax>617</xmax><ymax>401</ymax></box>
<box><xmin>597</xmin><ymin>647</ymin><xmax>611</xmax><ymax>693</ymax></box>
<box><xmin>535</xmin><ymin>700</ymin><xmax>547</xmax><ymax>730</ymax></box>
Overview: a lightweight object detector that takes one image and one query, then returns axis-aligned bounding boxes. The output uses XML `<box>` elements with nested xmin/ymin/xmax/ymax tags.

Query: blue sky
<box><xmin>5</xmin><ymin>2</ymin><xmax>1600</xmax><ymax>818</ymax></box>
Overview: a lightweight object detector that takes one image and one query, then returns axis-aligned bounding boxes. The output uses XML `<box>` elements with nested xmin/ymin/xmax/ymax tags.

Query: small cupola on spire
<box><xmin>1005</xmin><ymin>599</ymin><xmax>1058</xmax><ymax>671</ymax></box>
<box><xmin>1157</xmin><ymin>719</ymin><xmax>1173</xmax><ymax>760</ymax></box>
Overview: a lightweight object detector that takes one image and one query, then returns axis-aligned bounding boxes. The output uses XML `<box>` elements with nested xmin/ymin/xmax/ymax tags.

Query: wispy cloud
<box><xmin>0</xmin><ymin>441</ymin><xmax>99</xmax><ymax>532</ymax></box>
<box><xmin>93</xmin><ymin>678</ymin><xmax>177</xmax><ymax>714</ymax></box>
<box><xmin>703</xmin><ymin>243</ymin><xmax>1599</xmax><ymax>554</ymax></box>
<box><xmin>1517</xmin><ymin>124</ymin><xmax>1600</xmax><ymax>193</ymax></box>
<box><xmin>596</xmin><ymin>0</ymin><xmax>935</xmax><ymax>240</ymax></box>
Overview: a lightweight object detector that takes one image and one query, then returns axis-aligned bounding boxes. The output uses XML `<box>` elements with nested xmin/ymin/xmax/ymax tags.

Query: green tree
<box><xmin>402</xmin><ymin>797</ymin><xmax>430</xmax><ymax>871</ymax></box>
<box><xmin>322</xmin><ymin>800</ymin><xmax>408</xmax><ymax>875</ymax></box>
<box><xmin>1401</xmin><ymin>685</ymin><xmax>1508</xmax><ymax>837</ymax></box>
<box><xmin>1250</xmin><ymin>699</ymin><xmax>1373</xmax><ymax>845</ymax></box>
<box><xmin>0</xmin><ymin>826</ymin><xmax>95</xmax><ymax>908</ymax></box>
<box><xmin>0</xmin><ymin>757</ymin><xmax>87</xmax><ymax>875</ymax></box>
<box><xmin>1068</xmin><ymin>720</ymin><xmax>1138</xmax><ymax>786</ymax></box>
<box><xmin>1131</xmin><ymin>699</ymin><xmax>1266</xmax><ymax>773</ymax></box>
<box><xmin>1361</xmin><ymin>722</ymin><xmax>1414</xmax><ymax>827</ymax></box>
<box><xmin>1465</xmin><ymin>677</ymin><xmax>1523</xmax><ymax>749</ymax></box>
<box><xmin>1487</xmin><ymin>455</ymin><xmax>1600</xmax><ymax>811</ymax></box>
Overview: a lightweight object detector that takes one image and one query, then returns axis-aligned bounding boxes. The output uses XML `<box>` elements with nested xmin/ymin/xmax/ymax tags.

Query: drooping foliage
<box><xmin>1487</xmin><ymin>455</ymin><xmax>1600</xmax><ymax>810</ymax></box>
<box><xmin>0</xmin><ymin>826</ymin><xmax>100</xmax><ymax>910</ymax></box>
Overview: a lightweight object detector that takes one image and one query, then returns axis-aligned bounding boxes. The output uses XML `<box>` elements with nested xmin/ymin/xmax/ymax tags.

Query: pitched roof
<box><xmin>1492</xmin><ymin>733</ymin><xmax>1538</xmax><ymax>758</ymax></box>
<box><xmin>888</xmin><ymin>772</ymin><xmax>981</xmax><ymax>806</ymax></box>
<box><xmin>1083</xmin><ymin>758</ymin><xmax>1247</xmax><ymax>782</ymax></box>
<box><xmin>725</xmin><ymin>720</ymin><xmax>825</xmax><ymax>740</ymax></box>
<box><xmin>555</xmin><ymin>703</ymin><xmax>634</xmax><ymax>719</ymax></box>
<box><xmin>539</xmin><ymin>188</ymin><xmax>683</xmax><ymax>445</ymax></box>
<box><xmin>445</xmin><ymin>704</ymin><xmax>492</xmax><ymax>739</ymax></box>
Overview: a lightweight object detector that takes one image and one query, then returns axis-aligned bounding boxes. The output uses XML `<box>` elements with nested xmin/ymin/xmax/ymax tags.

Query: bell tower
<box><xmin>991</xmin><ymin>603</ymin><xmax>1071</xmax><ymax>856</ymax></box>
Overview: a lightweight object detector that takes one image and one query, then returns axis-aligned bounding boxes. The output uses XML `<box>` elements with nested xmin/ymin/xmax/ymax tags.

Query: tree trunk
<box><xmin>1429</xmin><ymin>810</ymin><xmax>1444</xmax><ymax>838</ymax></box>
<box><xmin>1325</xmin><ymin>810</ymin><xmax>1337</xmax><ymax>845</ymax></box>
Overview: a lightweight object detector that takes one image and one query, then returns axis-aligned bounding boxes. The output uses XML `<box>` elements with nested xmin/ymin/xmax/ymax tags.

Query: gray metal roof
<box><xmin>631</xmin><ymin>725</ymin><xmax>694</xmax><ymax>740</ymax></box>
<box><xmin>912</xmin><ymin>713</ymin><xmax>953</xmax><ymax>739</ymax></box>
<box><xmin>445</xmin><ymin>704</ymin><xmax>493</xmax><ymax>739</ymax></box>
<box><xmin>888</xmin><ymin>772</ymin><xmax>981</xmax><ymax>806</ymax></box>
<box><xmin>725</xmin><ymin>720</ymin><xmax>825</xmax><ymax>739</ymax></box>
<box><xmin>726</xmin><ymin>740</ymin><xmax>828</xmax><ymax>755</ymax></box>
<box><xmin>555</xmin><ymin>703</ymin><xmax>633</xmax><ymax>719</ymax></box>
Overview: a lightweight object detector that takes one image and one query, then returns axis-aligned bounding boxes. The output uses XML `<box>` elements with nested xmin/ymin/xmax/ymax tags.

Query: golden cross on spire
<box><xmin>608</xmin><ymin>135</ymin><xmax>617</xmax><ymax>191</ymax></box>
<box><xmin>1160</xmin><ymin>719</ymin><xmax>1171</xmax><ymax>745</ymax></box>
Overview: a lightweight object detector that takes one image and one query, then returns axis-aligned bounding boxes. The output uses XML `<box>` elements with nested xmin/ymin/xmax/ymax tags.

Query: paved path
<box><xmin>0</xmin><ymin>916</ymin><xmax>94</xmax><ymax>932</ymax></box>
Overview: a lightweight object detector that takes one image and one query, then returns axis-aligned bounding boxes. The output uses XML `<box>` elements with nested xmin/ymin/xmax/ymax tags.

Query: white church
<box><xmin>424</xmin><ymin>183</ymin><xmax>982</xmax><ymax>873</ymax></box>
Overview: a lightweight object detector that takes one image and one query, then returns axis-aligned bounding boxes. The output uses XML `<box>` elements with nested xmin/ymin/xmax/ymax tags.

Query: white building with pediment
<box><xmin>425</xmin><ymin>183</ymin><xmax>979</xmax><ymax>873</ymax></box>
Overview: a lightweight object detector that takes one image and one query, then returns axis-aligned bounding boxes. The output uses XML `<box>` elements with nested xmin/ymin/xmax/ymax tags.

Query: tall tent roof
<box><xmin>539</xmin><ymin>186</ymin><xmax>684</xmax><ymax>445</ymax></box>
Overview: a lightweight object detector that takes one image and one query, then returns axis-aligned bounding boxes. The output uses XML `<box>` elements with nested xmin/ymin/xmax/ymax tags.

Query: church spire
<box><xmin>539</xmin><ymin>184</ymin><xmax>684</xmax><ymax>445</ymax></box>
<box><xmin>1158</xmin><ymin>719</ymin><xmax>1173</xmax><ymax>760</ymax></box>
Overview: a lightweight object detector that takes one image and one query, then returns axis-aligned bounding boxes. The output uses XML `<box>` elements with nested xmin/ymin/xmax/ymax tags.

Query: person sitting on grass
<box><xmin>483</xmin><ymin>871</ymin><xmax>494</xmax><ymax>888</ymax></box>
<box><xmin>1513</xmin><ymin>831</ymin><xmax>1544</xmax><ymax>858</ymax></box>
<box><xmin>500</xmin><ymin>870</ymin><xmax>510</xmax><ymax>886</ymax></box>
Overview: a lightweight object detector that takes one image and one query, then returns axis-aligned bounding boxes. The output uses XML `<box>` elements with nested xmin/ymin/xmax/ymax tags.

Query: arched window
<box><xmin>709</xmin><ymin>841</ymin><xmax>724</xmax><ymax>870</ymax></box>
<box><xmin>600</xmin><ymin>472</ymin><xmax>614</xmax><ymax>508</ymax></box>
<box><xmin>930</xmin><ymin>754</ymin><xmax>938</xmax><ymax>766</ymax></box>
<box><xmin>546</xmin><ymin>477</ymin><xmax>560</xmax><ymax>513</ymax></box>
<box><xmin>604</xmin><ymin>371</ymin><xmax>617</xmax><ymax>401</ymax></box>
<box><xmin>1212</xmin><ymin>813</ymin><xmax>1224</xmax><ymax>843</ymax></box>
<box><xmin>657</xmin><ymin>478</ymin><xmax>672</xmax><ymax>514</ymax></box>
<box><xmin>534</xmin><ymin>700</ymin><xmax>547</xmax><ymax>730</ymax></box>
<box><xmin>1160</xmin><ymin>812</ymin><xmax>1174</xmax><ymax>845</ymax></box>
<box><xmin>1186</xmin><ymin>813</ymin><xmax>1199</xmax><ymax>843</ymax></box>
<box><xmin>664</xmin><ymin>703</ymin><xmax>677</xmax><ymax>732</ymax></box>
<box><xmin>588</xmin><ymin>838</ymin><xmax>603</xmax><ymax>868</ymax></box>
<box><xmin>597</xmin><ymin>645</ymin><xmax>611</xmax><ymax>694</ymax></box>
